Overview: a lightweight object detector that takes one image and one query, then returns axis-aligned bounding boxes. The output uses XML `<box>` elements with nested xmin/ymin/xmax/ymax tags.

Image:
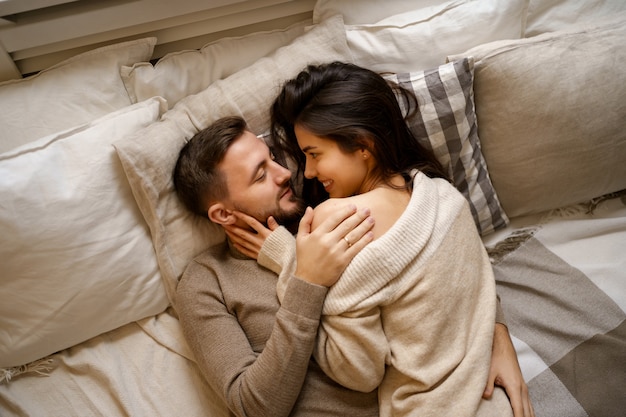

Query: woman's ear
<box><xmin>359</xmin><ymin>137</ymin><xmax>375</xmax><ymax>159</ymax></box>
<box><xmin>208</xmin><ymin>203</ymin><xmax>236</xmax><ymax>225</ymax></box>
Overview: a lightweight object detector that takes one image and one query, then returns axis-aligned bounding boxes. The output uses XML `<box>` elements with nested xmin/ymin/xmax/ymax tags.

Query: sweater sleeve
<box><xmin>495</xmin><ymin>294</ymin><xmax>507</xmax><ymax>326</ymax></box>
<box><xmin>258</xmin><ymin>226</ymin><xmax>298</xmax><ymax>304</ymax></box>
<box><xmin>314</xmin><ymin>306</ymin><xmax>389</xmax><ymax>393</ymax></box>
<box><xmin>258</xmin><ymin>227</ymin><xmax>389</xmax><ymax>392</ymax></box>
<box><xmin>257</xmin><ymin>226</ymin><xmax>295</xmax><ymax>274</ymax></box>
<box><xmin>176</xmin><ymin>259</ymin><xmax>327</xmax><ymax>417</ymax></box>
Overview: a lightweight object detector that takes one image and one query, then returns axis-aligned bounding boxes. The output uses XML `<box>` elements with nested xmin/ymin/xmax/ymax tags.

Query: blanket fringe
<box><xmin>486</xmin><ymin>189</ymin><xmax>626</xmax><ymax>264</ymax></box>
<box><xmin>546</xmin><ymin>189</ymin><xmax>626</xmax><ymax>220</ymax></box>
<box><xmin>585</xmin><ymin>188</ymin><xmax>626</xmax><ymax>213</ymax></box>
<box><xmin>486</xmin><ymin>228</ymin><xmax>537</xmax><ymax>265</ymax></box>
<box><xmin>0</xmin><ymin>357</ymin><xmax>55</xmax><ymax>384</ymax></box>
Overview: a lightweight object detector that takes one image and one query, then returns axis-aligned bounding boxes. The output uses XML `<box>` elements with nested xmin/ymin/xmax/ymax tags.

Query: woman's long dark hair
<box><xmin>271</xmin><ymin>61</ymin><xmax>447</xmax><ymax>207</ymax></box>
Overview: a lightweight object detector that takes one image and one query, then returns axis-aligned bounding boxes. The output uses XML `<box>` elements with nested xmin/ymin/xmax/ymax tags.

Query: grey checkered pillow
<box><xmin>386</xmin><ymin>57</ymin><xmax>508</xmax><ymax>235</ymax></box>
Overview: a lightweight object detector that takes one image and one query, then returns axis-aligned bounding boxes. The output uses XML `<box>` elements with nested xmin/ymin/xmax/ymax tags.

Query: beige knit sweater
<box><xmin>259</xmin><ymin>172</ymin><xmax>513</xmax><ymax>417</ymax></box>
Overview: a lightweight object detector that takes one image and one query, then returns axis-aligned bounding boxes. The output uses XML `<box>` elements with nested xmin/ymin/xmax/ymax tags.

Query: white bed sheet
<box><xmin>0</xmin><ymin>310</ymin><xmax>228</xmax><ymax>416</ymax></box>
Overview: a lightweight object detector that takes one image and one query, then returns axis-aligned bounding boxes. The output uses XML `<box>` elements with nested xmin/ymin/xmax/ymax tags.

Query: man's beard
<box><xmin>234</xmin><ymin>190</ymin><xmax>305</xmax><ymax>233</ymax></box>
<box><xmin>271</xmin><ymin>193</ymin><xmax>306</xmax><ymax>230</ymax></box>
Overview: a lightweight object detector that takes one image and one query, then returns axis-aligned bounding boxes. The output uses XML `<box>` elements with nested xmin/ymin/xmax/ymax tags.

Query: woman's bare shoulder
<box><xmin>312</xmin><ymin>189</ymin><xmax>409</xmax><ymax>237</ymax></box>
<box><xmin>311</xmin><ymin>195</ymin><xmax>368</xmax><ymax>230</ymax></box>
<box><xmin>313</xmin><ymin>194</ymin><xmax>376</xmax><ymax>216</ymax></box>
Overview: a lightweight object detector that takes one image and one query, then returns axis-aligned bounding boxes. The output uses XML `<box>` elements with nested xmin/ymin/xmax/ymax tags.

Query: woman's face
<box><xmin>295</xmin><ymin>124</ymin><xmax>371</xmax><ymax>198</ymax></box>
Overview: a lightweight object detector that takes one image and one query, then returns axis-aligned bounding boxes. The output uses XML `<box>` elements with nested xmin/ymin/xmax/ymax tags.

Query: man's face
<box><xmin>218</xmin><ymin>131</ymin><xmax>304</xmax><ymax>226</ymax></box>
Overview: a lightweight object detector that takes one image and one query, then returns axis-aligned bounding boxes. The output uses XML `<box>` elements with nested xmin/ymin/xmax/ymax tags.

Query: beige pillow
<box><xmin>114</xmin><ymin>15</ymin><xmax>354</xmax><ymax>306</ymax></box>
<box><xmin>450</xmin><ymin>13</ymin><xmax>626</xmax><ymax>218</ymax></box>
<box><xmin>0</xmin><ymin>97</ymin><xmax>168</xmax><ymax>368</ymax></box>
<box><xmin>0</xmin><ymin>38</ymin><xmax>156</xmax><ymax>154</ymax></box>
<box><xmin>345</xmin><ymin>0</ymin><xmax>528</xmax><ymax>73</ymax></box>
<box><xmin>121</xmin><ymin>20</ymin><xmax>309</xmax><ymax>107</ymax></box>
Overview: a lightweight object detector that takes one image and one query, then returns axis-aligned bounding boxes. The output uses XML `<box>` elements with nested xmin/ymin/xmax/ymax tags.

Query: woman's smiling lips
<box><xmin>320</xmin><ymin>179</ymin><xmax>333</xmax><ymax>191</ymax></box>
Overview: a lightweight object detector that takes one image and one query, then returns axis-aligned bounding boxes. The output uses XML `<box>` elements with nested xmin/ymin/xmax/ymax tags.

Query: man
<box><xmin>173</xmin><ymin>116</ymin><xmax>532</xmax><ymax>416</ymax></box>
<box><xmin>174</xmin><ymin>116</ymin><xmax>378</xmax><ymax>416</ymax></box>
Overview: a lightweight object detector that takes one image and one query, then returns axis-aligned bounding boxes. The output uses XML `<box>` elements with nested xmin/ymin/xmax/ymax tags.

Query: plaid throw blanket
<box><xmin>488</xmin><ymin>195</ymin><xmax>626</xmax><ymax>417</ymax></box>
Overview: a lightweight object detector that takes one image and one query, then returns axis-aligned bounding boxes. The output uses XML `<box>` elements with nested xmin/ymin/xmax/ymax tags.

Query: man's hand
<box><xmin>223</xmin><ymin>212</ymin><xmax>279</xmax><ymax>259</ymax></box>
<box><xmin>484</xmin><ymin>323</ymin><xmax>535</xmax><ymax>417</ymax></box>
<box><xmin>295</xmin><ymin>205</ymin><xmax>374</xmax><ymax>287</ymax></box>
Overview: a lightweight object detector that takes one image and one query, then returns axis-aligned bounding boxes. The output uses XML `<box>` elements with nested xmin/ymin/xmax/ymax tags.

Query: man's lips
<box><xmin>280</xmin><ymin>187</ymin><xmax>293</xmax><ymax>200</ymax></box>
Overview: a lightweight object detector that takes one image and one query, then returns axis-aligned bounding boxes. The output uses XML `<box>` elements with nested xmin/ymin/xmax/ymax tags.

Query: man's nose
<box><xmin>274</xmin><ymin>162</ymin><xmax>292</xmax><ymax>183</ymax></box>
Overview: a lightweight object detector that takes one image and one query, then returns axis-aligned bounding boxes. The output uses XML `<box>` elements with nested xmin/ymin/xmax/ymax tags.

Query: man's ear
<box><xmin>208</xmin><ymin>202</ymin><xmax>236</xmax><ymax>225</ymax></box>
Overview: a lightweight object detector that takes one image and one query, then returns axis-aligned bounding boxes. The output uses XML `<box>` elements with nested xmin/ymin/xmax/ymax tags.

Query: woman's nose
<box><xmin>304</xmin><ymin>162</ymin><xmax>316</xmax><ymax>179</ymax></box>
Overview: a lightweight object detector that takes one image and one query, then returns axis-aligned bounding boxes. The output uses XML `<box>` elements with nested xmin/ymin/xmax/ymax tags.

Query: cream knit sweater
<box><xmin>259</xmin><ymin>172</ymin><xmax>513</xmax><ymax>417</ymax></box>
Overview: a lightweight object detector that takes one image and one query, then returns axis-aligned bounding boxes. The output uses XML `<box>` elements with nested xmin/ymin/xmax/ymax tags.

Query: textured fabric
<box><xmin>0</xmin><ymin>98</ymin><xmax>168</xmax><ymax>368</ymax></box>
<box><xmin>176</xmin><ymin>242</ymin><xmax>379</xmax><ymax>416</ymax></box>
<box><xmin>387</xmin><ymin>58</ymin><xmax>508</xmax><ymax>235</ymax></box>
<box><xmin>121</xmin><ymin>20</ymin><xmax>308</xmax><ymax>107</ymax></box>
<box><xmin>450</xmin><ymin>13</ymin><xmax>626</xmax><ymax>218</ymax></box>
<box><xmin>0</xmin><ymin>38</ymin><xmax>156</xmax><ymax>154</ymax></box>
<box><xmin>114</xmin><ymin>15</ymin><xmax>354</xmax><ymax>308</ymax></box>
<box><xmin>489</xmin><ymin>196</ymin><xmax>626</xmax><ymax>417</ymax></box>
<box><xmin>0</xmin><ymin>312</ymin><xmax>229</xmax><ymax>416</ymax></box>
<box><xmin>261</xmin><ymin>172</ymin><xmax>512</xmax><ymax>417</ymax></box>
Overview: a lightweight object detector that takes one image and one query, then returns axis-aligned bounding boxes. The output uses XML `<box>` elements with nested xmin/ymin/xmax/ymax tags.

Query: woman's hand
<box><xmin>484</xmin><ymin>323</ymin><xmax>535</xmax><ymax>417</ymax></box>
<box><xmin>294</xmin><ymin>205</ymin><xmax>374</xmax><ymax>287</ymax></box>
<box><xmin>223</xmin><ymin>212</ymin><xmax>280</xmax><ymax>259</ymax></box>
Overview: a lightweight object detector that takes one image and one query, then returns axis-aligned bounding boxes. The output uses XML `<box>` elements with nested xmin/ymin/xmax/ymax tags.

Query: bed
<box><xmin>0</xmin><ymin>0</ymin><xmax>625</xmax><ymax>416</ymax></box>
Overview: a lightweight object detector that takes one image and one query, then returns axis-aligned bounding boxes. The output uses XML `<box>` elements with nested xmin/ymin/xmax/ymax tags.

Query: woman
<box><xmin>228</xmin><ymin>62</ymin><xmax>532</xmax><ymax>417</ymax></box>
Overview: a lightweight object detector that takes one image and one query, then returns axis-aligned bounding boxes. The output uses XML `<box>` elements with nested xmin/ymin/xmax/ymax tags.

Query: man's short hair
<box><xmin>173</xmin><ymin>116</ymin><xmax>247</xmax><ymax>216</ymax></box>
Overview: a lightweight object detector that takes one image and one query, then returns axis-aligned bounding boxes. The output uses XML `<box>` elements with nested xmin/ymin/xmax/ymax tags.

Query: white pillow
<box><xmin>313</xmin><ymin>0</ymin><xmax>448</xmax><ymax>24</ymax></box>
<box><xmin>0</xmin><ymin>38</ymin><xmax>156</xmax><ymax>154</ymax></box>
<box><xmin>346</xmin><ymin>0</ymin><xmax>529</xmax><ymax>73</ymax></box>
<box><xmin>0</xmin><ymin>97</ymin><xmax>169</xmax><ymax>368</ymax></box>
<box><xmin>121</xmin><ymin>20</ymin><xmax>309</xmax><ymax>107</ymax></box>
<box><xmin>525</xmin><ymin>0</ymin><xmax>626</xmax><ymax>37</ymax></box>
